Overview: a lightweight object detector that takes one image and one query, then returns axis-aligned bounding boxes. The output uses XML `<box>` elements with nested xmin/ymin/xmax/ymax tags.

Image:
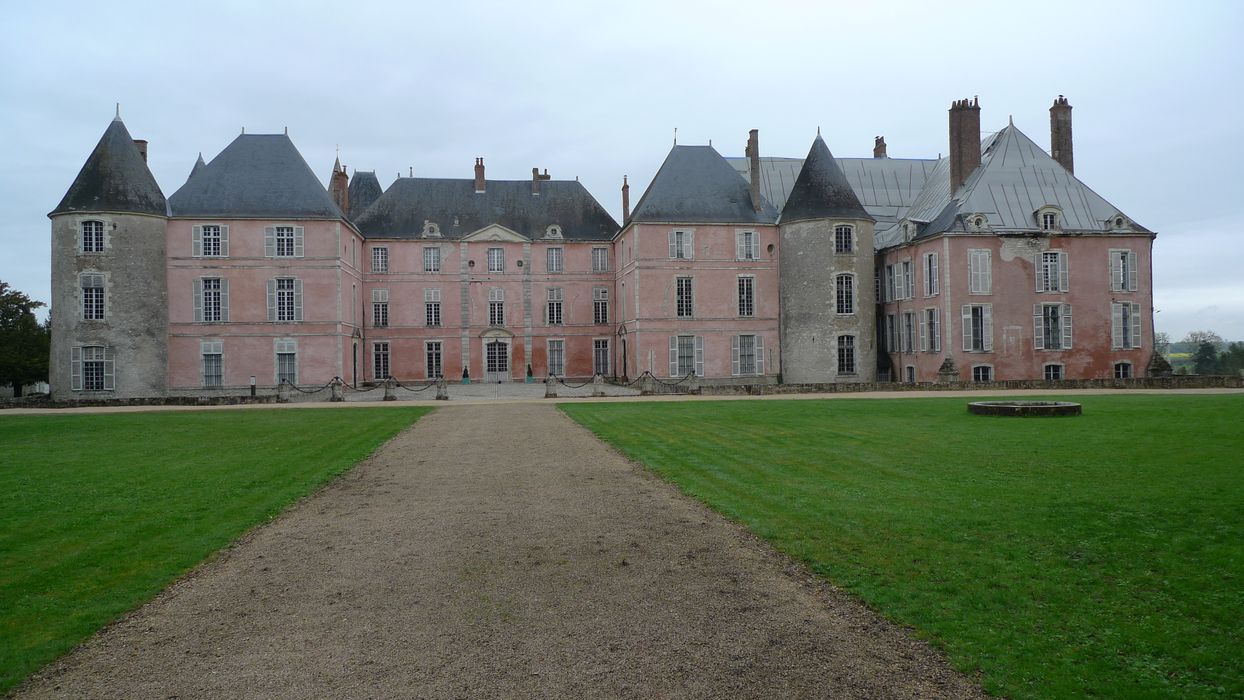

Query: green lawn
<box><xmin>0</xmin><ymin>407</ymin><xmax>428</xmax><ymax>694</ymax></box>
<box><xmin>563</xmin><ymin>395</ymin><xmax>1244</xmax><ymax>699</ymax></box>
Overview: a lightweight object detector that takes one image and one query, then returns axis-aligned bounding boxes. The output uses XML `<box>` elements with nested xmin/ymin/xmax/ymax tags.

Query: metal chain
<box><xmin>393</xmin><ymin>379</ymin><xmax>438</xmax><ymax>393</ymax></box>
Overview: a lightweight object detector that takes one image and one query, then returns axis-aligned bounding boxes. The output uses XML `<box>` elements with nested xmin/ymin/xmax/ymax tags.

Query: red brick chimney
<box><xmin>133</xmin><ymin>139</ymin><xmax>148</xmax><ymax>163</ymax></box>
<box><xmin>1050</xmin><ymin>95</ymin><xmax>1073</xmax><ymax>174</ymax></box>
<box><xmin>329</xmin><ymin>159</ymin><xmax>349</xmax><ymax>215</ymax></box>
<box><xmin>873</xmin><ymin>136</ymin><xmax>887</xmax><ymax>158</ymax></box>
<box><xmin>531</xmin><ymin>167</ymin><xmax>551</xmax><ymax>195</ymax></box>
<box><xmin>621</xmin><ymin>176</ymin><xmax>630</xmax><ymax>223</ymax></box>
<box><xmin>949</xmin><ymin>97</ymin><xmax>982</xmax><ymax>193</ymax></box>
<box><xmin>745</xmin><ymin>129</ymin><xmax>762</xmax><ymax>212</ymax></box>
<box><xmin>474</xmin><ymin>158</ymin><xmax>485</xmax><ymax>193</ymax></box>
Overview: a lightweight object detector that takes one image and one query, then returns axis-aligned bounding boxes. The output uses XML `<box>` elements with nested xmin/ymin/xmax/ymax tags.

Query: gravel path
<box><xmin>15</xmin><ymin>404</ymin><xmax>985</xmax><ymax>699</ymax></box>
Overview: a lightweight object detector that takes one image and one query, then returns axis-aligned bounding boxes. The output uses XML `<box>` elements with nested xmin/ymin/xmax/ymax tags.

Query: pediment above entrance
<box><xmin>462</xmin><ymin>224</ymin><xmax>528</xmax><ymax>242</ymax></box>
<box><xmin>480</xmin><ymin>328</ymin><xmax>515</xmax><ymax>339</ymax></box>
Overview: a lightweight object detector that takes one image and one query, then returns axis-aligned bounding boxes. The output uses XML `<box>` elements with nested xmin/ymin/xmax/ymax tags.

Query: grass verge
<box><xmin>562</xmin><ymin>395</ymin><xmax>1243</xmax><ymax>699</ymax></box>
<box><xmin>0</xmin><ymin>406</ymin><xmax>429</xmax><ymax>694</ymax></box>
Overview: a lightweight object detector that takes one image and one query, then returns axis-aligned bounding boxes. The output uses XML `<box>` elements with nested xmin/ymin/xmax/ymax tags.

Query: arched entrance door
<box><xmin>480</xmin><ymin>329</ymin><xmax>513</xmax><ymax>383</ymax></box>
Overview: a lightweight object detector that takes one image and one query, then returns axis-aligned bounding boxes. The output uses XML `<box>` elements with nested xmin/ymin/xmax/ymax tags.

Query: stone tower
<box><xmin>48</xmin><ymin>115</ymin><xmax>169</xmax><ymax>399</ymax></box>
<box><xmin>778</xmin><ymin>135</ymin><xmax>876</xmax><ymax>383</ymax></box>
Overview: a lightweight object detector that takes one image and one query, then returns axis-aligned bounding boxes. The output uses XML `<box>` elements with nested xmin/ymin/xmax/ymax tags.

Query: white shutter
<box><xmin>293</xmin><ymin>279</ymin><xmax>304</xmax><ymax>321</ymax></box>
<box><xmin>668</xmin><ymin>231</ymin><xmax>677</xmax><ymax>258</ymax></box>
<box><xmin>982</xmin><ymin>305</ymin><xmax>993</xmax><ymax>352</ymax></box>
<box><xmin>266</xmin><ymin>279</ymin><xmax>277</xmax><ymax>321</ymax></box>
<box><xmin>1126</xmin><ymin>251</ymin><xmax>1138</xmax><ymax>291</ymax></box>
<box><xmin>1111</xmin><ymin>303</ymin><xmax>1123</xmax><ymax>349</ymax></box>
<box><xmin>70</xmin><ymin>346</ymin><xmax>82</xmax><ymax>390</ymax></box>
<box><xmin>219</xmin><ymin>225</ymin><xmax>230</xmax><ymax>257</ymax></box>
<box><xmin>192</xmin><ymin>225</ymin><xmax>203</xmax><ymax>257</ymax></box>
<box><xmin>264</xmin><ymin>227</ymin><xmax>276</xmax><ymax>257</ymax></box>
<box><xmin>930</xmin><ymin>254</ymin><xmax>939</xmax><ymax>295</ymax></box>
<box><xmin>932</xmin><ymin>314</ymin><xmax>941</xmax><ymax>352</ymax></box>
<box><xmin>103</xmin><ymin>347</ymin><xmax>115</xmax><ymax>390</ymax></box>
<box><xmin>192</xmin><ymin>278</ymin><xmax>204</xmax><ymax>322</ymax></box>
<box><xmin>1035</xmin><ymin>256</ymin><xmax>1044</xmax><ymax>292</ymax></box>
<box><xmin>1033</xmin><ymin>304</ymin><xmax>1044</xmax><ymax>350</ymax></box>
<box><xmin>220</xmin><ymin>279</ymin><xmax>230</xmax><ymax>322</ymax></box>
<box><xmin>983</xmin><ymin>254</ymin><xmax>992</xmax><ymax>294</ymax></box>
<box><xmin>686</xmin><ymin>231</ymin><xmax>694</xmax><ymax>260</ymax></box>
<box><xmin>1058</xmin><ymin>253</ymin><xmax>1069</xmax><ymax>292</ymax></box>
<box><xmin>735</xmin><ymin>233</ymin><xmax>745</xmax><ymax>260</ymax></box>
<box><xmin>1061</xmin><ymin>304</ymin><xmax>1073</xmax><ymax>349</ymax></box>
<box><xmin>731</xmin><ymin>336</ymin><xmax>740</xmax><ymax>376</ymax></box>
<box><xmin>755</xmin><ymin>336</ymin><xmax>764</xmax><ymax>374</ymax></box>
<box><xmin>1130</xmin><ymin>303</ymin><xmax>1142</xmax><ymax>348</ymax></box>
<box><xmin>293</xmin><ymin>227</ymin><xmax>305</xmax><ymax>257</ymax></box>
<box><xmin>1110</xmin><ymin>251</ymin><xmax>1123</xmax><ymax>291</ymax></box>
<box><xmin>669</xmin><ymin>336</ymin><xmax>678</xmax><ymax>377</ymax></box>
<box><xmin>919</xmin><ymin>313</ymin><xmax>927</xmax><ymax>352</ymax></box>
<box><xmin>962</xmin><ymin>306</ymin><xmax>973</xmax><ymax>351</ymax></box>
<box><xmin>694</xmin><ymin>336</ymin><xmax>704</xmax><ymax>377</ymax></box>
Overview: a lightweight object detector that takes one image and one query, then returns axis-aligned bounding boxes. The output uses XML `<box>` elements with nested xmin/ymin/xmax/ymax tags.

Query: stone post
<box><xmin>592</xmin><ymin>374</ymin><xmax>605</xmax><ymax>397</ymax></box>
<box><xmin>436</xmin><ymin>377</ymin><xmax>449</xmax><ymax>401</ymax></box>
<box><xmin>277</xmin><ymin>381</ymin><xmax>290</xmax><ymax>403</ymax></box>
<box><xmin>544</xmin><ymin>375</ymin><xmax>558</xmax><ymax>399</ymax></box>
<box><xmin>936</xmin><ymin>357</ymin><xmax>959</xmax><ymax>384</ymax></box>
<box><xmin>383</xmin><ymin>379</ymin><xmax>396</xmax><ymax>401</ymax></box>
<box><xmin>640</xmin><ymin>373</ymin><xmax>655</xmax><ymax>395</ymax></box>
<box><xmin>330</xmin><ymin>377</ymin><xmax>345</xmax><ymax>402</ymax></box>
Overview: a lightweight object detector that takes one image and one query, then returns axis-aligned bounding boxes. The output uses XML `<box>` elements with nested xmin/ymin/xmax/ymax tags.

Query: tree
<box><xmin>1219</xmin><ymin>341</ymin><xmax>1244</xmax><ymax>376</ymax></box>
<box><xmin>0</xmin><ymin>281</ymin><xmax>50</xmax><ymax>396</ymax></box>
<box><xmin>1183</xmin><ymin>330</ymin><xmax>1224</xmax><ymax>352</ymax></box>
<box><xmin>1192</xmin><ymin>341</ymin><xmax>1221</xmax><ymax>375</ymax></box>
<box><xmin>1154</xmin><ymin>331</ymin><xmax>1171</xmax><ymax>357</ymax></box>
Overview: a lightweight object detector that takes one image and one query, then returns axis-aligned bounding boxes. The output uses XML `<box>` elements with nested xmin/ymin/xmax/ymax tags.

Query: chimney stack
<box><xmin>949</xmin><ymin>97</ymin><xmax>982</xmax><ymax>193</ymax></box>
<box><xmin>745</xmin><ymin>129</ymin><xmax>762</xmax><ymax>213</ymax></box>
<box><xmin>621</xmin><ymin>176</ymin><xmax>630</xmax><ymax>223</ymax></box>
<box><xmin>133</xmin><ymin>139</ymin><xmax>148</xmax><ymax>163</ymax></box>
<box><xmin>873</xmin><ymin>136</ymin><xmax>887</xmax><ymax>158</ymax></box>
<box><xmin>531</xmin><ymin>167</ymin><xmax>551</xmax><ymax>195</ymax></box>
<box><xmin>474</xmin><ymin>158</ymin><xmax>485</xmax><ymax>193</ymax></box>
<box><xmin>1050</xmin><ymin>95</ymin><xmax>1073</xmax><ymax>174</ymax></box>
<box><xmin>329</xmin><ymin>160</ymin><xmax>349</xmax><ymax>215</ymax></box>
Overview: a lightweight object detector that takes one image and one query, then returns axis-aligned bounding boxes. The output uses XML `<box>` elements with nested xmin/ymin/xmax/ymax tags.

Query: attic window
<box><xmin>1036</xmin><ymin>206</ymin><xmax>1063</xmax><ymax>232</ymax></box>
<box><xmin>422</xmin><ymin>221</ymin><xmax>441</xmax><ymax>238</ymax></box>
<box><xmin>973</xmin><ymin>216</ymin><xmax>985</xmax><ymax>229</ymax></box>
<box><xmin>546</xmin><ymin>225</ymin><xmax>563</xmax><ymax>239</ymax></box>
<box><xmin>1113</xmin><ymin>216</ymin><xmax>1127</xmax><ymax>230</ymax></box>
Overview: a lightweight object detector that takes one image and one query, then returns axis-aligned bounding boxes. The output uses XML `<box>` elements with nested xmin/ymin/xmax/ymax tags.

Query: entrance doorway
<box><xmin>485</xmin><ymin>339</ymin><xmax>510</xmax><ymax>382</ymax></box>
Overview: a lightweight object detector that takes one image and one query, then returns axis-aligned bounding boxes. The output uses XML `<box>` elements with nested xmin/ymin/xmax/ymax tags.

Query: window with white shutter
<box><xmin>201</xmin><ymin>340</ymin><xmax>224</xmax><ymax>387</ymax></box>
<box><xmin>274</xmin><ymin>338</ymin><xmax>297</xmax><ymax>384</ymax></box>
<box><xmin>1037</xmin><ymin>251</ymin><xmax>1069</xmax><ymax>292</ymax></box>
<box><xmin>963</xmin><ymin>304</ymin><xmax>993</xmax><ymax>351</ymax></box>
<box><xmin>669</xmin><ymin>230</ymin><xmax>693</xmax><ymax>260</ymax></box>
<box><xmin>969</xmin><ymin>249</ymin><xmax>991</xmax><ymax>294</ymax></box>
<box><xmin>1110</xmin><ymin>249</ymin><xmax>1138</xmax><ymax>292</ymax></box>
<box><xmin>923</xmin><ymin>252</ymin><xmax>939</xmax><ymax>296</ymax></box>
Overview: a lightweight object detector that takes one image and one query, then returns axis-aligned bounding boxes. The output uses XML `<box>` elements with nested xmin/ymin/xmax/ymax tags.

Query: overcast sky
<box><xmin>3</xmin><ymin>0</ymin><xmax>1241</xmax><ymax>341</ymax></box>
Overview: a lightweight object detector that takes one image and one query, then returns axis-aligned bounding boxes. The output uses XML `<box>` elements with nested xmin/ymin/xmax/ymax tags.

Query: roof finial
<box><xmin>241</xmin><ymin>126</ymin><xmax>245</xmax><ymax>134</ymax></box>
<box><xmin>708</xmin><ymin>138</ymin><xmax>712</xmax><ymax>147</ymax></box>
<box><xmin>284</xmin><ymin>126</ymin><xmax>288</xmax><ymax>135</ymax></box>
<box><xmin>673</xmin><ymin>127</ymin><xmax>677</xmax><ymax>146</ymax></box>
<box><xmin>114</xmin><ymin>103</ymin><xmax>121</xmax><ymax>121</ymax></box>
<box><xmin>1009</xmin><ymin>114</ymin><xmax>1014</xmax><ymax>126</ymax></box>
<box><xmin>817</xmin><ymin>125</ymin><xmax>821</xmax><ymax>137</ymax></box>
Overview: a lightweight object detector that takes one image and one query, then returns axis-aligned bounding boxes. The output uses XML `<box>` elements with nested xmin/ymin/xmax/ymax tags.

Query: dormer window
<box><xmin>968</xmin><ymin>214</ymin><xmax>987</xmax><ymax>230</ymax></box>
<box><xmin>1036</xmin><ymin>206</ymin><xmax>1063</xmax><ymax>232</ymax></box>
<box><xmin>1111</xmin><ymin>215</ymin><xmax>1129</xmax><ymax>231</ymax></box>
<box><xmin>422</xmin><ymin>221</ymin><xmax>441</xmax><ymax>238</ymax></box>
<box><xmin>545</xmin><ymin>224</ymin><xmax>563</xmax><ymax>239</ymax></box>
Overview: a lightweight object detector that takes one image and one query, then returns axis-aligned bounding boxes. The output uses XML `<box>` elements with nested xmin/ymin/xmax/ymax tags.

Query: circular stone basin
<box><xmin>968</xmin><ymin>401</ymin><xmax>1082</xmax><ymax>417</ymax></box>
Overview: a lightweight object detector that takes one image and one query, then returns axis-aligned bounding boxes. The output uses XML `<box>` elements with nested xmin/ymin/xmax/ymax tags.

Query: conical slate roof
<box><xmin>348</xmin><ymin>170</ymin><xmax>383</xmax><ymax>219</ymax></box>
<box><xmin>51</xmin><ymin>118</ymin><xmax>167</xmax><ymax>216</ymax></box>
<box><xmin>629</xmin><ymin>145</ymin><xmax>777</xmax><ymax>224</ymax></box>
<box><xmin>186</xmin><ymin>153</ymin><xmax>206</xmax><ymax>182</ymax></box>
<box><xmin>169</xmin><ymin>134</ymin><xmax>344</xmax><ymax>219</ymax></box>
<box><xmin>780</xmin><ymin>136</ymin><xmax>872</xmax><ymax>224</ymax></box>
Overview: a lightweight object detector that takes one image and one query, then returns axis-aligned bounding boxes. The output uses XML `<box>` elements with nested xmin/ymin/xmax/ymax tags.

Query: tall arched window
<box><xmin>835</xmin><ymin>273</ymin><xmax>854</xmax><ymax>314</ymax></box>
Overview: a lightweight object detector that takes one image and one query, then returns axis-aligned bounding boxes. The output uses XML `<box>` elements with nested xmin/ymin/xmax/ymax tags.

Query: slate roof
<box><xmin>168</xmin><ymin>134</ymin><xmax>344</xmax><ymax>219</ymax></box>
<box><xmin>187</xmin><ymin>153</ymin><xmax>206</xmax><ymax>182</ymax></box>
<box><xmin>347</xmin><ymin>171</ymin><xmax>383</xmax><ymax>219</ymax></box>
<box><xmin>51</xmin><ymin>118</ymin><xmax>167</xmax><ymax>217</ymax></box>
<box><xmin>353</xmin><ymin>178</ymin><xmax>619</xmax><ymax>241</ymax></box>
<box><xmin>779</xmin><ymin>136</ymin><xmax>873</xmax><ymax>224</ymax></box>
<box><xmin>629</xmin><ymin>145</ymin><xmax>777</xmax><ymax>224</ymax></box>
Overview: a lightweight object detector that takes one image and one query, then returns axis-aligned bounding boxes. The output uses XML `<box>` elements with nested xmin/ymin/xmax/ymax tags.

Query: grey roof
<box><xmin>187</xmin><ymin>153</ymin><xmax>206</xmax><ymax>182</ymax></box>
<box><xmin>353</xmin><ymin>178</ymin><xmax>619</xmax><ymax>241</ymax></box>
<box><xmin>347</xmin><ymin>171</ymin><xmax>383</xmax><ymax>220</ymax></box>
<box><xmin>169</xmin><ymin>134</ymin><xmax>344</xmax><ymax>219</ymax></box>
<box><xmin>51</xmin><ymin>118</ymin><xmax>167</xmax><ymax>217</ymax></box>
<box><xmin>630</xmin><ymin>145</ymin><xmax>777</xmax><ymax>224</ymax></box>
<box><xmin>779</xmin><ymin>136</ymin><xmax>873</xmax><ymax>224</ymax></box>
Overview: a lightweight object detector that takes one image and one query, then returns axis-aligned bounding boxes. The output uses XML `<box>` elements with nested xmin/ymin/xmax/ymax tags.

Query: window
<box><xmin>835</xmin><ymin>274</ymin><xmax>854</xmax><ymax>314</ymax></box>
<box><xmin>372</xmin><ymin>247</ymin><xmax>389</xmax><ymax>273</ymax></box>
<box><xmin>738</xmin><ymin>276</ymin><xmax>754</xmax><ymax>317</ymax></box>
<box><xmin>81</xmin><ymin>220</ymin><xmax>105</xmax><ymax>253</ymax></box>
<box><xmin>737</xmin><ymin>231</ymin><xmax>759</xmax><ymax>260</ymax></box>
<box><xmin>547</xmin><ymin>247</ymin><xmax>563</xmax><ymax>273</ymax></box>
<box><xmin>71</xmin><ymin>345</ymin><xmax>114</xmax><ymax>391</ymax></box>
<box><xmin>1110</xmin><ymin>249</ymin><xmax>1138</xmax><ymax>292</ymax></box>
<box><xmin>885</xmin><ymin>314</ymin><xmax>898</xmax><ymax>352</ymax></box>
<box><xmin>275</xmin><ymin>339</ymin><xmax>297</xmax><ymax>384</ymax></box>
<box><xmin>1114</xmin><ymin>362</ymin><xmax>1133</xmax><ymax>379</ymax></box>
<box><xmin>425</xmin><ymin>289</ymin><xmax>442</xmax><ymax>327</ymax></box>
<box><xmin>923</xmin><ymin>252</ymin><xmax>939</xmax><ymax>296</ymax></box>
<box><xmin>372</xmin><ymin>289</ymin><xmax>389</xmax><ymax>327</ymax></box>
<box><xmin>425</xmin><ymin>341</ymin><xmax>443</xmax><ymax>378</ymax></box>
<box><xmin>1112</xmin><ymin>302</ymin><xmax>1143</xmax><ymax>349</ymax></box>
<box><xmin>900</xmin><ymin>261</ymin><xmax>913</xmax><ymax>300</ymax></box>
<box><xmin>268</xmin><ymin>278</ymin><xmax>302</xmax><ymax>322</ymax></box>
<box><xmin>546</xmin><ymin>288</ymin><xmax>563</xmax><ymax>325</ymax></box>
<box><xmin>669</xmin><ymin>335</ymin><xmax>703</xmax><ymax>376</ymax></box>
<box><xmin>201</xmin><ymin>341</ymin><xmax>223</xmax><ymax>387</ymax></box>
<box><xmin>487</xmin><ymin>247</ymin><xmax>504</xmax><ymax>272</ymax></box>
<box><xmin>373</xmin><ymin>342</ymin><xmax>390</xmax><ymax>379</ymax></box>
<box><xmin>732</xmin><ymin>334</ymin><xmax>764</xmax><ymax>375</ymax></box>
<box><xmin>593</xmin><ymin>287</ymin><xmax>609</xmax><ymax>325</ymax></box>
<box><xmin>920</xmin><ymin>308</ymin><xmax>941</xmax><ymax>352</ymax></box>
<box><xmin>592</xmin><ymin>247</ymin><xmax>610</xmax><ymax>272</ymax></box>
<box><xmin>676</xmin><ymin>277</ymin><xmax>693</xmax><ymax>318</ymax></box>
<box><xmin>423</xmin><ymin>246</ymin><xmax>441</xmax><ymax>273</ymax></box>
<box><xmin>593</xmin><ymin>339</ymin><xmax>610</xmax><ymax>376</ymax></box>
<box><xmin>488</xmin><ymin>288</ymin><xmax>505</xmax><ymax>326</ymax></box>
<box><xmin>1037</xmin><ymin>251</ymin><xmax>1068</xmax><ymax>292</ymax></box>
<box><xmin>194</xmin><ymin>277</ymin><xmax>228</xmax><ymax>323</ymax></box>
<box><xmin>972</xmin><ymin>365</ymin><xmax>993</xmax><ymax>382</ymax></box>
<box><xmin>199</xmin><ymin>225</ymin><xmax>226</xmax><ymax>257</ymax></box>
<box><xmin>905</xmin><ymin>365</ymin><xmax>916</xmax><ymax>383</ymax></box>
<box><xmin>266</xmin><ymin>225</ymin><xmax>302</xmax><ymax>258</ymax></box>
<box><xmin>1044</xmin><ymin>364</ymin><xmax>1064</xmax><ymax>381</ymax></box>
<box><xmin>669</xmin><ymin>230</ymin><xmax>693</xmax><ymax>260</ymax></box>
<box><xmin>969</xmin><ymin>249</ymin><xmax>992</xmax><ymax>294</ymax></box>
<box><xmin>1041</xmin><ymin>211</ymin><xmax>1059</xmax><ymax>231</ymax></box>
<box><xmin>884</xmin><ymin>265</ymin><xmax>895</xmax><ymax>302</ymax></box>
<box><xmin>901</xmin><ymin>311</ymin><xmax>916</xmax><ymax>353</ymax></box>
<box><xmin>962</xmin><ymin>304</ymin><xmax>993</xmax><ymax>352</ymax></box>
<box><xmin>834</xmin><ymin>225</ymin><xmax>853</xmax><ymax>254</ymax></box>
<box><xmin>1034</xmin><ymin>303</ymin><xmax>1073</xmax><ymax>350</ymax></box>
<box><xmin>80</xmin><ymin>273</ymin><xmax>104</xmax><ymax>320</ymax></box>
<box><xmin>837</xmin><ymin>335</ymin><xmax>856</xmax><ymax>375</ymax></box>
<box><xmin>548</xmin><ymin>339</ymin><xmax>565</xmax><ymax>376</ymax></box>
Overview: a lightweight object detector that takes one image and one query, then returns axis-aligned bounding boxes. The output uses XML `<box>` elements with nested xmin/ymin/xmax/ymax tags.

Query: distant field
<box><xmin>0</xmin><ymin>407</ymin><xmax>429</xmax><ymax>694</ymax></box>
<box><xmin>564</xmin><ymin>395</ymin><xmax>1244</xmax><ymax>699</ymax></box>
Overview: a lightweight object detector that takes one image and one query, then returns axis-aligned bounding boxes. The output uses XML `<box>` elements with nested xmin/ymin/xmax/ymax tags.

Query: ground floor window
<box><xmin>201</xmin><ymin>340</ymin><xmax>223</xmax><ymax>387</ymax></box>
<box><xmin>905</xmin><ymin>365</ymin><xmax>916</xmax><ymax>383</ymax></box>
<box><xmin>275</xmin><ymin>339</ymin><xmax>297</xmax><ymax>385</ymax></box>
<box><xmin>548</xmin><ymin>339</ymin><xmax>565</xmax><ymax>376</ymax></box>
<box><xmin>426</xmin><ymin>341</ymin><xmax>443</xmax><ymax>378</ymax></box>
<box><xmin>972</xmin><ymin>365</ymin><xmax>993</xmax><ymax>382</ymax></box>
<box><xmin>1044</xmin><ymin>363</ymin><xmax>1064</xmax><ymax>381</ymax></box>
<box><xmin>1114</xmin><ymin>361</ymin><xmax>1132</xmax><ymax>379</ymax></box>
<box><xmin>71</xmin><ymin>345</ymin><xmax>114</xmax><ymax>391</ymax></box>
<box><xmin>837</xmin><ymin>335</ymin><xmax>856</xmax><ymax>375</ymax></box>
<box><xmin>374</xmin><ymin>342</ymin><xmax>391</xmax><ymax>380</ymax></box>
<box><xmin>732</xmin><ymin>334</ymin><xmax>763</xmax><ymax>375</ymax></box>
<box><xmin>670</xmin><ymin>335</ymin><xmax>702</xmax><ymax>377</ymax></box>
<box><xmin>593</xmin><ymin>339</ymin><xmax>610</xmax><ymax>376</ymax></box>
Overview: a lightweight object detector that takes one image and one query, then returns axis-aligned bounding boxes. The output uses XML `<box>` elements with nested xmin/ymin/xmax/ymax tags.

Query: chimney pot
<box><xmin>873</xmin><ymin>136</ymin><xmax>887</xmax><ymax>158</ymax></box>
<box><xmin>132</xmin><ymin>139</ymin><xmax>148</xmax><ymax>163</ymax></box>
<box><xmin>474</xmin><ymin>158</ymin><xmax>485</xmax><ymax>193</ymax></box>
<box><xmin>621</xmin><ymin>175</ymin><xmax>631</xmax><ymax>224</ymax></box>
<box><xmin>949</xmin><ymin>97</ymin><xmax>982</xmax><ymax>192</ymax></box>
<box><xmin>746</xmin><ymin>129</ymin><xmax>762</xmax><ymax>213</ymax></box>
<box><xmin>1050</xmin><ymin>95</ymin><xmax>1074</xmax><ymax>174</ymax></box>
